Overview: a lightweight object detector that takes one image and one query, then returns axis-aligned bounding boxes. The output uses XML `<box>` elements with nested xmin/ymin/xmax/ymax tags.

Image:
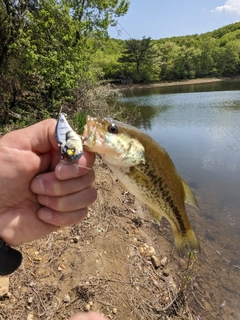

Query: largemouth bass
<box><xmin>82</xmin><ymin>116</ymin><xmax>200</xmax><ymax>256</ymax></box>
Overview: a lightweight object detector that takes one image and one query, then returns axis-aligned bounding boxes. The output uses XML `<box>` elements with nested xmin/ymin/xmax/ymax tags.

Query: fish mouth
<box><xmin>82</xmin><ymin>116</ymin><xmax>106</xmax><ymax>149</ymax></box>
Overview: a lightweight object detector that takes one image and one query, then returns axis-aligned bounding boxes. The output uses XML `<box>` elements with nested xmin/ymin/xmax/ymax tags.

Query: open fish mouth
<box><xmin>82</xmin><ymin>116</ymin><xmax>106</xmax><ymax>148</ymax></box>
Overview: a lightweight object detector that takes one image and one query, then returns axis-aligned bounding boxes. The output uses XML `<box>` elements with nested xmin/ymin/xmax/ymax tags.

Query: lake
<box><xmin>120</xmin><ymin>80</ymin><xmax>240</xmax><ymax>320</ymax></box>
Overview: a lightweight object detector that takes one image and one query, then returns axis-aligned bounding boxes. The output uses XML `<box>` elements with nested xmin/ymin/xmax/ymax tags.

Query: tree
<box><xmin>0</xmin><ymin>0</ymin><xmax>130</xmax><ymax>112</ymax></box>
<box><xmin>0</xmin><ymin>0</ymin><xmax>38</xmax><ymax>71</ymax></box>
<box><xmin>118</xmin><ymin>37</ymin><xmax>158</xmax><ymax>81</ymax></box>
<box><xmin>63</xmin><ymin>0</ymin><xmax>129</xmax><ymax>36</ymax></box>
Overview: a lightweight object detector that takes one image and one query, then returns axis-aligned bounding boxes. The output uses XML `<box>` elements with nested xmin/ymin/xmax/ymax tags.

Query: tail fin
<box><xmin>173</xmin><ymin>229</ymin><xmax>200</xmax><ymax>257</ymax></box>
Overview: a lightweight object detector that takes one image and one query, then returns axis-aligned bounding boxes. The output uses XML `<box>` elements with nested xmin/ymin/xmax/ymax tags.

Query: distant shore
<box><xmin>113</xmin><ymin>77</ymin><xmax>236</xmax><ymax>91</ymax></box>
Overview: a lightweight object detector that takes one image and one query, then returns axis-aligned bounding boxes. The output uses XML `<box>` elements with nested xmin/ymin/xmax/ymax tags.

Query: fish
<box><xmin>55</xmin><ymin>109</ymin><xmax>83</xmax><ymax>162</ymax></box>
<box><xmin>82</xmin><ymin>116</ymin><xmax>200</xmax><ymax>257</ymax></box>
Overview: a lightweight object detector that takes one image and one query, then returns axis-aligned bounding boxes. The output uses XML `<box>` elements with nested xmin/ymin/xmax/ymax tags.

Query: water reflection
<box><xmin>122</xmin><ymin>79</ymin><xmax>240</xmax><ymax>97</ymax></box>
<box><xmin>120</xmin><ymin>81</ymin><xmax>240</xmax><ymax>320</ymax></box>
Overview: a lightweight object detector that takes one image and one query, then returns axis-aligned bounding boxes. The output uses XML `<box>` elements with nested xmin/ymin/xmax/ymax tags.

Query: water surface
<box><xmin>120</xmin><ymin>80</ymin><xmax>240</xmax><ymax>320</ymax></box>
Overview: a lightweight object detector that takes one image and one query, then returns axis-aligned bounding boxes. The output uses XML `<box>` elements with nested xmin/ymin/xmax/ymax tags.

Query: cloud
<box><xmin>212</xmin><ymin>0</ymin><xmax>240</xmax><ymax>15</ymax></box>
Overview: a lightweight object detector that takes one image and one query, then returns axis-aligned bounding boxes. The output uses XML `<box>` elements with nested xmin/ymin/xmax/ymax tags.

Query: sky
<box><xmin>108</xmin><ymin>0</ymin><xmax>240</xmax><ymax>40</ymax></box>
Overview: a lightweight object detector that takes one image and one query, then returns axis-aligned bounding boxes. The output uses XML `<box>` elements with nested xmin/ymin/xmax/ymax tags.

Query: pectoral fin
<box><xmin>182</xmin><ymin>179</ymin><xmax>199</xmax><ymax>208</ymax></box>
<box><xmin>148</xmin><ymin>207</ymin><xmax>163</xmax><ymax>224</ymax></box>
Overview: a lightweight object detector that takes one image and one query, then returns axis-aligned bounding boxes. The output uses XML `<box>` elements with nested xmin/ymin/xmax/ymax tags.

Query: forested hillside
<box><xmin>94</xmin><ymin>22</ymin><xmax>240</xmax><ymax>82</ymax></box>
<box><xmin>1</xmin><ymin>0</ymin><xmax>240</xmax><ymax>124</ymax></box>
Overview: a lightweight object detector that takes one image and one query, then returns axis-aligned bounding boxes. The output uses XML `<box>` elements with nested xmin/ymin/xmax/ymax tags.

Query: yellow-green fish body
<box><xmin>83</xmin><ymin>116</ymin><xmax>200</xmax><ymax>256</ymax></box>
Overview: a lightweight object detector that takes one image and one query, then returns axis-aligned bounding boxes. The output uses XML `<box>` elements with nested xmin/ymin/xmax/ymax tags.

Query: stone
<box><xmin>84</xmin><ymin>303</ymin><xmax>91</xmax><ymax>312</ymax></box>
<box><xmin>161</xmin><ymin>257</ymin><xmax>168</xmax><ymax>267</ymax></box>
<box><xmin>162</xmin><ymin>268</ymin><xmax>170</xmax><ymax>277</ymax></box>
<box><xmin>148</xmin><ymin>246</ymin><xmax>156</xmax><ymax>256</ymax></box>
<box><xmin>72</xmin><ymin>236</ymin><xmax>80</xmax><ymax>243</ymax></box>
<box><xmin>0</xmin><ymin>277</ymin><xmax>9</xmax><ymax>296</ymax></box>
<box><xmin>27</xmin><ymin>313</ymin><xmax>34</xmax><ymax>320</ymax></box>
<box><xmin>63</xmin><ymin>294</ymin><xmax>71</xmax><ymax>303</ymax></box>
<box><xmin>151</xmin><ymin>255</ymin><xmax>161</xmax><ymax>268</ymax></box>
<box><xmin>28</xmin><ymin>296</ymin><xmax>34</xmax><ymax>304</ymax></box>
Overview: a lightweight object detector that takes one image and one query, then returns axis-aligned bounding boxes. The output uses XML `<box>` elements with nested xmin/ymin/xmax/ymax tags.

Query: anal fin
<box><xmin>182</xmin><ymin>179</ymin><xmax>199</xmax><ymax>208</ymax></box>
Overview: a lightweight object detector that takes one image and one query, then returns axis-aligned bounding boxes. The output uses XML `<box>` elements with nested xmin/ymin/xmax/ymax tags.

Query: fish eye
<box><xmin>108</xmin><ymin>124</ymin><xmax>118</xmax><ymax>134</ymax></box>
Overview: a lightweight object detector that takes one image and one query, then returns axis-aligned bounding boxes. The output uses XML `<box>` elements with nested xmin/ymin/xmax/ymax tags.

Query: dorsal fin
<box><xmin>182</xmin><ymin>179</ymin><xmax>199</xmax><ymax>208</ymax></box>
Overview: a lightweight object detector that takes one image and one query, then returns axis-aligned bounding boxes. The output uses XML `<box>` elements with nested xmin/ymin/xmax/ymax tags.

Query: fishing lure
<box><xmin>55</xmin><ymin>108</ymin><xmax>83</xmax><ymax>162</ymax></box>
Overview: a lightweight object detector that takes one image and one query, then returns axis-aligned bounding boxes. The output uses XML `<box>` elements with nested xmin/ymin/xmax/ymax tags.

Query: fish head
<box><xmin>82</xmin><ymin>116</ymin><xmax>145</xmax><ymax>167</ymax></box>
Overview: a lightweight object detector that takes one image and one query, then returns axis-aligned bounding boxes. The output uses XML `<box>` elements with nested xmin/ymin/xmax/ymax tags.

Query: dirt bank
<box><xmin>113</xmin><ymin>77</ymin><xmax>231</xmax><ymax>91</ymax></box>
<box><xmin>0</xmin><ymin>157</ymin><xmax>200</xmax><ymax>320</ymax></box>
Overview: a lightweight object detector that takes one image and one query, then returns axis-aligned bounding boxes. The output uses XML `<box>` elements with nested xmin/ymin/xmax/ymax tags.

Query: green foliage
<box><xmin>72</xmin><ymin>111</ymin><xmax>88</xmax><ymax>135</ymax></box>
<box><xmin>0</xmin><ymin>0</ymin><xmax>130</xmax><ymax>122</ymax></box>
<box><xmin>95</xmin><ymin>22</ymin><xmax>240</xmax><ymax>83</ymax></box>
<box><xmin>118</xmin><ymin>36</ymin><xmax>158</xmax><ymax>82</ymax></box>
<box><xmin>1</xmin><ymin>0</ymin><xmax>240</xmax><ymax>128</ymax></box>
<box><xmin>92</xmin><ymin>39</ymin><xmax>124</xmax><ymax>79</ymax></box>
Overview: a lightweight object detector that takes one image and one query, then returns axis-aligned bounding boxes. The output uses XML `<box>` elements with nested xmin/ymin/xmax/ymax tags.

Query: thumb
<box><xmin>1</xmin><ymin>119</ymin><xmax>58</xmax><ymax>153</ymax></box>
<box><xmin>25</xmin><ymin>119</ymin><xmax>58</xmax><ymax>153</ymax></box>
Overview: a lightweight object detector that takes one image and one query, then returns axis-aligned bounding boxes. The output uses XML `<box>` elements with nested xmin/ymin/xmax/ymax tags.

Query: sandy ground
<box><xmin>112</xmin><ymin>77</ymin><xmax>231</xmax><ymax>91</ymax></box>
<box><xmin>0</xmin><ymin>157</ymin><xmax>201</xmax><ymax>320</ymax></box>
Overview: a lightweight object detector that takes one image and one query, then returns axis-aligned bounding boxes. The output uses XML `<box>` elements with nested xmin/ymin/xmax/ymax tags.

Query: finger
<box><xmin>37</xmin><ymin>186</ymin><xmax>97</xmax><ymax>212</ymax></box>
<box><xmin>31</xmin><ymin>170</ymin><xmax>95</xmax><ymax>196</ymax></box>
<box><xmin>55</xmin><ymin>151</ymin><xmax>96</xmax><ymax>180</ymax></box>
<box><xmin>37</xmin><ymin>207</ymin><xmax>89</xmax><ymax>227</ymax></box>
<box><xmin>69</xmin><ymin>312</ymin><xmax>107</xmax><ymax>320</ymax></box>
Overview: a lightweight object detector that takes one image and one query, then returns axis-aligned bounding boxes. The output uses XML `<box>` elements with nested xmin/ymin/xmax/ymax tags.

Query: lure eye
<box><xmin>108</xmin><ymin>123</ymin><xmax>118</xmax><ymax>134</ymax></box>
<box><xmin>67</xmin><ymin>148</ymin><xmax>75</xmax><ymax>157</ymax></box>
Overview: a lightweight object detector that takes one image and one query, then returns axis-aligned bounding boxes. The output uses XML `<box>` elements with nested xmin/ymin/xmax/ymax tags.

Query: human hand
<box><xmin>0</xmin><ymin>119</ymin><xmax>97</xmax><ymax>246</ymax></box>
<box><xmin>69</xmin><ymin>312</ymin><xmax>107</xmax><ymax>320</ymax></box>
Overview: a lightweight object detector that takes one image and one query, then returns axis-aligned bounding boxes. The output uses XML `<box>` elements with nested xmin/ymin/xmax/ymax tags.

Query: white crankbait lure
<box><xmin>55</xmin><ymin>109</ymin><xmax>83</xmax><ymax>162</ymax></box>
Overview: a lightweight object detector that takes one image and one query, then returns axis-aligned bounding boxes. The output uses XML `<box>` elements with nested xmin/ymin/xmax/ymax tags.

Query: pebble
<box><xmin>33</xmin><ymin>257</ymin><xmax>42</xmax><ymax>262</ymax></box>
<box><xmin>84</xmin><ymin>303</ymin><xmax>91</xmax><ymax>312</ymax></box>
<box><xmin>63</xmin><ymin>294</ymin><xmax>71</xmax><ymax>303</ymax></box>
<box><xmin>148</xmin><ymin>246</ymin><xmax>156</xmax><ymax>256</ymax></box>
<box><xmin>161</xmin><ymin>257</ymin><xmax>168</xmax><ymax>267</ymax></box>
<box><xmin>151</xmin><ymin>255</ymin><xmax>161</xmax><ymax>268</ymax></box>
<box><xmin>28</xmin><ymin>296</ymin><xmax>34</xmax><ymax>304</ymax></box>
<box><xmin>27</xmin><ymin>313</ymin><xmax>34</xmax><ymax>320</ymax></box>
<box><xmin>162</xmin><ymin>268</ymin><xmax>170</xmax><ymax>277</ymax></box>
<box><xmin>0</xmin><ymin>277</ymin><xmax>9</xmax><ymax>297</ymax></box>
<box><xmin>140</xmin><ymin>244</ymin><xmax>156</xmax><ymax>256</ymax></box>
<box><xmin>72</xmin><ymin>236</ymin><xmax>80</xmax><ymax>243</ymax></box>
<box><xmin>112</xmin><ymin>308</ymin><xmax>117</xmax><ymax>314</ymax></box>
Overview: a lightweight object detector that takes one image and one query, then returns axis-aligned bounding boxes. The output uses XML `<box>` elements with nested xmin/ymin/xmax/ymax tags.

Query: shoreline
<box><xmin>113</xmin><ymin>77</ymin><xmax>235</xmax><ymax>91</ymax></box>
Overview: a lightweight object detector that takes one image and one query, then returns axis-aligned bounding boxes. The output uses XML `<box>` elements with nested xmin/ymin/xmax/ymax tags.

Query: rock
<box><xmin>148</xmin><ymin>246</ymin><xmax>156</xmax><ymax>256</ymax></box>
<box><xmin>161</xmin><ymin>257</ymin><xmax>168</xmax><ymax>267</ymax></box>
<box><xmin>162</xmin><ymin>268</ymin><xmax>170</xmax><ymax>277</ymax></box>
<box><xmin>72</xmin><ymin>236</ymin><xmax>80</xmax><ymax>243</ymax></box>
<box><xmin>63</xmin><ymin>294</ymin><xmax>71</xmax><ymax>303</ymax></box>
<box><xmin>84</xmin><ymin>303</ymin><xmax>91</xmax><ymax>312</ymax></box>
<box><xmin>27</xmin><ymin>313</ymin><xmax>34</xmax><ymax>320</ymax></box>
<box><xmin>140</xmin><ymin>244</ymin><xmax>156</xmax><ymax>257</ymax></box>
<box><xmin>151</xmin><ymin>255</ymin><xmax>161</xmax><ymax>268</ymax></box>
<box><xmin>0</xmin><ymin>277</ymin><xmax>9</xmax><ymax>296</ymax></box>
<box><xmin>112</xmin><ymin>308</ymin><xmax>117</xmax><ymax>314</ymax></box>
<box><xmin>28</xmin><ymin>296</ymin><xmax>34</xmax><ymax>304</ymax></box>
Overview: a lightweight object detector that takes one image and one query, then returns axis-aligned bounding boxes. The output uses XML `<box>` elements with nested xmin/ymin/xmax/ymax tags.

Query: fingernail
<box><xmin>57</xmin><ymin>162</ymin><xmax>79</xmax><ymax>179</ymax></box>
<box><xmin>38</xmin><ymin>208</ymin><xmax>52</xmax><ymax>222</ymax></box>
